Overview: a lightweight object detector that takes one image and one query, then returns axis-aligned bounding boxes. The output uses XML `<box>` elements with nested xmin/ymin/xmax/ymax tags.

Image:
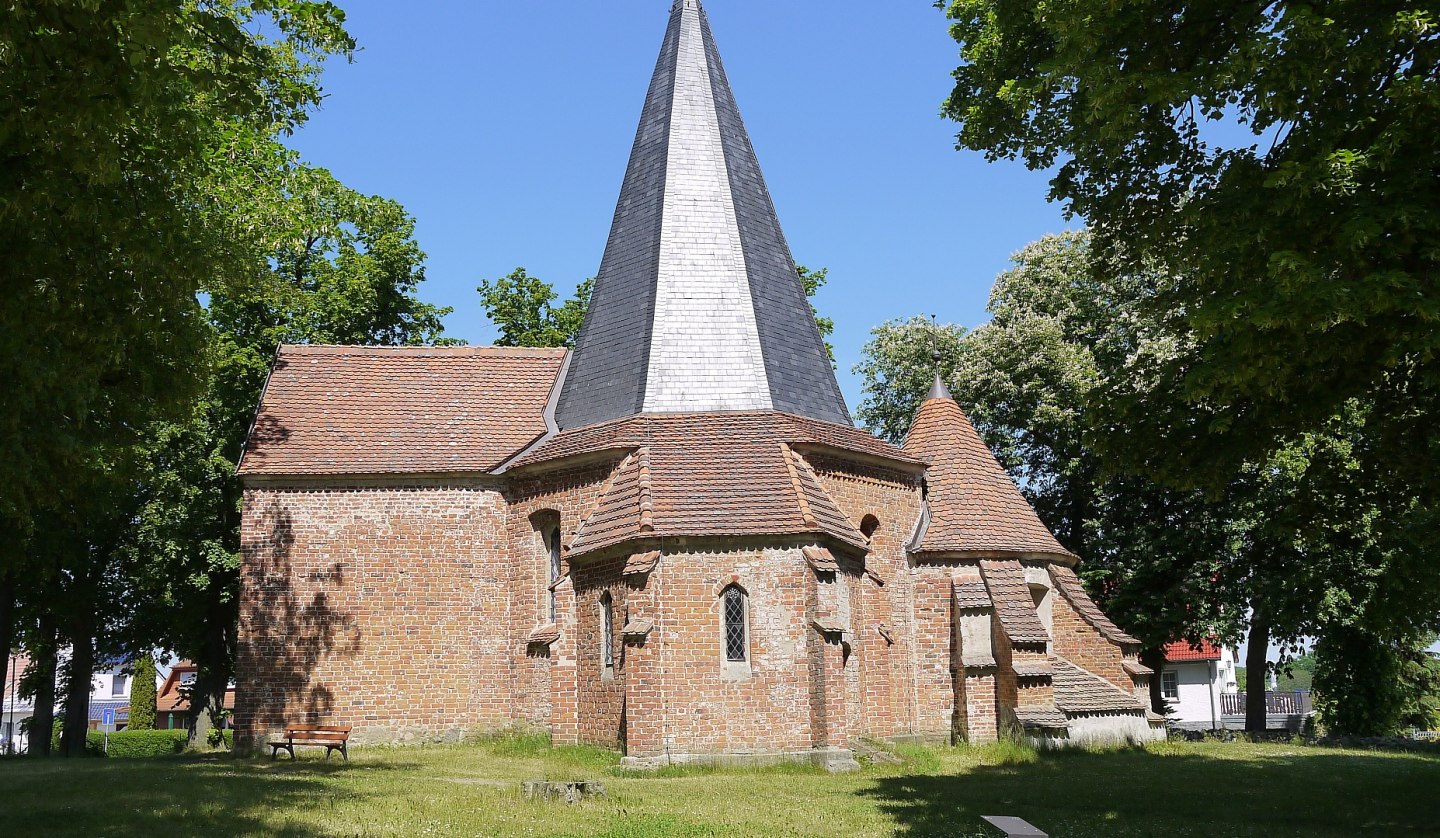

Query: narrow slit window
<box><xmin>723</xmin><ymin>586</ymin><xmax>748</xmax><ymax>663</ymax></box>
<box><xmin>548</xmin><ymin>528</ymin><xmax>562</xmax><ymax>622</ymax></box>
<box><xmin>600</xmin><ymin>592</ymin><xmax>615</xmax><ymax>672</ymax></box>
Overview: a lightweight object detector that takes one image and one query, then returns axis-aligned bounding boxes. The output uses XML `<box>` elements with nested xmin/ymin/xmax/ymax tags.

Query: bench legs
<box><xmin>324</xmin><ymin>743</ymin><xmax>348</xmax><ymax>762</ymax></box>
<box><xmin>270</xmin><ymin>741</ymin><xmax>348</xmax><ymax>761</ymax></box>
<box><xmin>270</xmin><ymin>742</ymin><xmax>296</xmax><ymax>760</ymax></box>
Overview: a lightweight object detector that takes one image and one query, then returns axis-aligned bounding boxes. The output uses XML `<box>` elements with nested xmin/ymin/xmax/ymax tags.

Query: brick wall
<box><xmin>504</xmin><ymin>462</ymin><xmax>618</xmax><ymax>742</ymax></box>
<box><xmin>571</xmin><ymin>554</ymin><xmax>627</xmax><ymax>748</ymax></box>
<box><xmin>236</xmin><ymin>480</ymin><xmax>511</xmax><ymax>746</ymax></box>
<box><xmin>805</xmin><ymin>454</ymin><xmax>923</xmax><ymax>739</ymax></box>
<box><xmin>1049</xmin><ymin>576</ymin><xmax>1128</xmax><ymax>686</ymax></box>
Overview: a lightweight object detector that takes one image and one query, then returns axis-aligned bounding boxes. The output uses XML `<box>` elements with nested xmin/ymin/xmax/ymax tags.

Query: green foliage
<box><xmin>939</xmin><ymin>1</ymin><xmax>1440</xmax><ymax>648</ymax></box>
<box><xmin>1316</xmin><ymin>629</ymin><xmax>1440</xmax><ymax>736</ymax></box>
<box><xmin>796</xmin><ymin>265</ymin><xmax>836</xmax><ymax>366</ymax></box>
<box><xmin>207</xmin><ymin>728</ymin><xmax>235</xmax><ymax>749</ymax></box>
<box><xmin>86</xmin><ymin>729</ymin><xmax>188</xmax><ymax>759</ymax></box>
<box><xmin>854</xmin><ymin>233</ymin><xmax>1238</xmax><ymax>650</ymax></box>
<box><xmin>1276</xmin><ymin>654</ymin><xmax>1318</xmax><ymax>693</ymax></box>
<box><xmin>128</xmin><ymin>654</ymin><xmax>158</xmax><ymax>731</ymax></box>
<box><xmin>941</xmin><ymin>0</ymin><xmax>1440</xmax><ymax>490</ymax></box>
<box><xmin>477</xmin><ymin>269</ymin><xmax>593</xmax><ymax>349</ymax></box>
<box><xmin>852</xmin><ymin>316</ymin><xmax>967</xmax><ymax>444</ymax></box>
<box><xmin>0</xmin><ymin>0</ymin><xmax>356</xmax><ymax>536</ymax></box>
<box><xmin>123</xmin><ymin>169</ymin><xmax>454</xmax><ymax>740</ymax></box>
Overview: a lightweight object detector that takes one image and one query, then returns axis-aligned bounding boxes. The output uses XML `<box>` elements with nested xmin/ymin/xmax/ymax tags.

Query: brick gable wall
<box><xmin>236</xmin><ymin>480</ymin><xmax>512</xmax><ymax>746</ymax></box>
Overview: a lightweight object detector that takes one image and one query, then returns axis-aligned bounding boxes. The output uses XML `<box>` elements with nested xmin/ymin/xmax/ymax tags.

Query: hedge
<box><xmin>85</xmin><ymin>729</ymin><xmax>188</xmax><ymax>758</ymax></box>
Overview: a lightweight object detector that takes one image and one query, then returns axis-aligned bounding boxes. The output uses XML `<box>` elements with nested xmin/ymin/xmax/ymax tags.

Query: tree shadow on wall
<box><xmin>238</xmin><ymin>500</ymin><xmax>362</xmax><ymax>742</ymax></box>
<box><xmin>859</xmin><ymin>746</ymin><xmax>1440</xmax><ymax>837</ymax></box>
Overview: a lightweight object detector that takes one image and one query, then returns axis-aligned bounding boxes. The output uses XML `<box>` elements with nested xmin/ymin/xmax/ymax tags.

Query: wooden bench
<box><xmin>269</xmin><ymin>725</ymin><xmax>352</xmax><ymax>761</ymax></box>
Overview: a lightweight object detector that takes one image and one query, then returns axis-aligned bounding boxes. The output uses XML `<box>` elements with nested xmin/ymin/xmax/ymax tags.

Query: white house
<box><xmin>2</xmin><ymin>653</ymin><xmax>34</xmax><ymax>755</ymax></box>
<box><xmin>1160</xmin><ymin>640</ymin><xmax>1239</xmax><ymax>731</ymax></box>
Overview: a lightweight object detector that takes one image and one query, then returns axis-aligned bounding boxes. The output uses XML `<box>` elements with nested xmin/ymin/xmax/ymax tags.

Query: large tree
<box><xmin>856</xmin><ymin>233</ymin><xmax>1238</xmax><ymax>707</ymax></box>
<box><xmin>125</xmin><ymin>165</ymin><xmax>453</xmax><ymax>746</ymax></box>
<box><xmin>0</xmin><ymin>0</ymin><xmax>355</xmax><ymax>537</ymax></box>
<box><xmin>855</xmin><ymin>232</ymin><xmax>1428</xmax><ymax>728</ymax></box>
<box><xmin>939</xmin><ymin>1</ymin><xmax>1440</xmax><ymax>502</ymax></box>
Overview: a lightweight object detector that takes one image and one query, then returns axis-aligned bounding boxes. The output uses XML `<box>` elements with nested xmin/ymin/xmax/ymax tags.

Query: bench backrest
<box><xmin>284</xmin><ymin>725</ymin><xmax>351</xmax><ymax>737</ymax></box>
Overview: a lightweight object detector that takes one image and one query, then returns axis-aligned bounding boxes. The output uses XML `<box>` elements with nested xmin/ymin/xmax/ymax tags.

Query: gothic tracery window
<box><xmin>722</xmin><ymin>585</ymin><xmax>748</xmax><ymax>663</ymax></box>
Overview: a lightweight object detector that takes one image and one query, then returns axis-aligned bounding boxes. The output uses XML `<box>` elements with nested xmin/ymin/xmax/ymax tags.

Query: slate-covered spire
<box><xmin>553</xmin><ymin>0</ymin><xmax>851</xmax><ymax>430</ymax></box>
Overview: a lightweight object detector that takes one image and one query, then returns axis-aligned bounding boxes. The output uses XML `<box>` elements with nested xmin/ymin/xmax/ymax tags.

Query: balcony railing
<box><xmin>1221</xmin><ymin>690</ymin><xmax>1313</xmax><ymax>716</ymax></box>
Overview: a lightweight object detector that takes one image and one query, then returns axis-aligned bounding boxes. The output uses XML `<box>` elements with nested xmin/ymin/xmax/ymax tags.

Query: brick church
<box><xmin>235</xmin><ymin>0</ymin><xmax>1162</xmax><ymax>767</ymax></box>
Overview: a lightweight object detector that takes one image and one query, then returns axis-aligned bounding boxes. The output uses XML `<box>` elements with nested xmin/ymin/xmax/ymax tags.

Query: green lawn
<box><xmin>0</xmin><ymin>736</ymin><xmax>1434</xmax><ymax>837</ymax></box>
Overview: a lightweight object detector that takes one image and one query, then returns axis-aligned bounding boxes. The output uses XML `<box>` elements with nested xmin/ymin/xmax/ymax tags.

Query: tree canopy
<box><xmin>0</xmin><ymin>0</ymin><xmax>356</xmax><ymax>537</ymax></box>
<box><xmin>940</xmin><ymin>1</ymin><xmax>1440</xmax><ymax>502</ymax></box>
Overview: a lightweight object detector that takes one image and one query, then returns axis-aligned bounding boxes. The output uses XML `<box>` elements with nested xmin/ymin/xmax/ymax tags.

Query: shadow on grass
<box><xmin>0</xmin><ymin>751</ymin><xmax>421</xmax><ymax>838</ymax></box>
<box><xmin>861</xmin><ymin>744</ymin><xmax>1440</xmax><ymax>837</ymax></box>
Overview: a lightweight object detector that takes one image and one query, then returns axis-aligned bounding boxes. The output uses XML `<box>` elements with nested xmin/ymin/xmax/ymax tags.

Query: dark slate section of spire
<box><xmin>696</xmin><ymin>4</ymin><xmax>852</xmax><ymax>425</ymax></box>
<box><xmin>553</xmin><ymin>5</ymin><xmax>681</xmax><ymax>430</ymax></box>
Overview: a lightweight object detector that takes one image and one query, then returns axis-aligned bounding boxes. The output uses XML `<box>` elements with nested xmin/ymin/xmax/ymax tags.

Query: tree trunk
<box><xmin>190</xmin><ymin>582</ymin><xmax>233</xmax><ymax>749</ymax></box>
<box><xmin>1245</xmin><ymin>609</ymin><xmax>1270</xmax><ymax>734</ymax></box>
<box><xmin>60</xmin><ymin>622</ymin><xmax>94</xmax><ymax>757</ymax></box>
<box><xmin>28</xmin><ymin>616</ymin><xmax>57</xmax><ymax>757</ymax></box>
<box><xmin>1140</xmin><ymin>647</ymin><xmax>1167</xmax><ymax>715</ymax></box>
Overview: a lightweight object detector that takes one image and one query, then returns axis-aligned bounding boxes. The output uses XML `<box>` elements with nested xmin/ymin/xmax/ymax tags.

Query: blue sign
<box><xmin>102</xmin><ymin>708</ymin><xmax>115</xmax><ymax>726</ymax></box>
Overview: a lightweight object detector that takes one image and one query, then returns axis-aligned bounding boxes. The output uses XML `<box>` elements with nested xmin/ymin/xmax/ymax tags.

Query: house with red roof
<box><xmin>232</xmin><ymin>0</ymin><xmax>1163</xmax><ymax>767</ymax></box>
<box><xmin>1160</xmin><ymin>640</ymin><xmax>1240</xmax><ymax>730</ymax></box>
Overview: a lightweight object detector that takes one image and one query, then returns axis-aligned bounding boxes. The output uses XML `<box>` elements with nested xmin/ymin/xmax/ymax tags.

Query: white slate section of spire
<box><xmin>641</xmin><ymin>0</ymin><xmax>773</xmax><ymax>413</ymax></box>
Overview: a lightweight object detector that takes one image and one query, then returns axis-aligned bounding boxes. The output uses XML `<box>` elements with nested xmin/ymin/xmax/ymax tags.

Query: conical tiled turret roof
<box><xmin>554</xmin><ymin>0</ymin><xmax>849</xmax><ymax>430</ymax></box>
<box><xmin>903</xmin><ymin>388</ymin><xmax>1077</xmax><ymax>561</ymax></box>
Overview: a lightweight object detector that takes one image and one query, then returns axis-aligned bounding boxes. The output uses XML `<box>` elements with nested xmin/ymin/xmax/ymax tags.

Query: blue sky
<box><xmin>285</xmin><ymin>1</ymin><xmax>1074</xmax><ymax>411</ymax></box>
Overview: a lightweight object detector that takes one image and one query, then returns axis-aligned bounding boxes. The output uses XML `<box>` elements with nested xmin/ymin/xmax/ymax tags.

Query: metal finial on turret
<box><xmin>926</xmin><ymin>317</ymin><xmax>951</xmax><ymax>400</ymax></box>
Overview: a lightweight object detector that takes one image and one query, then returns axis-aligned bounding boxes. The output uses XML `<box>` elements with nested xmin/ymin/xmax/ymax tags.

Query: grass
<box><xmin>0</xmin><ymin>735</ymin><xmax>1435</xmax><ymax>837</ymax></box>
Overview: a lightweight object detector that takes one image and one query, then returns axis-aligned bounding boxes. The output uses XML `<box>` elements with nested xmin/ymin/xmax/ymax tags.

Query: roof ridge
<box><xmin>636</xmin><ymin>447</ymin><xmax>655</xmax><ymax>533</ymax></box>
<box><xmin>278</xmin><ymin>344</ymin><xmax>566</xmax><ymax>356</ymax></box>
<box><xmin>781</xmin><ymin>443</ymin><xmax>817</xmax><ymax>528</ymax></box>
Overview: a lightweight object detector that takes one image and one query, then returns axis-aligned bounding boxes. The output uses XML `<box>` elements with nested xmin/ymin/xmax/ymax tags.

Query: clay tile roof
<box><xmin>802</xmin><ymin>545</ymin><xmax>839</xmax><ymax>572</ymax></box>
<box><xmin>1014</xmin><ymin>706</ymin><xmax>1069</xmax><ymax>730</ymax></box>
<box><xmin>902</xmin><ymin>396</ymin><xmax>1075</xmax><ymax>559</ymax></box>
<box><xmin>1123</xmin><ymin>659</ymin><xmax>1155</xmax><ymax>677</ymax></box>
<box><xmin>1052</xmin><ymin>659</ymin><xmax>1146</xmax><ymax>714</ymax></box>
<box><xmin>963</xmin><ymin>653</ymin><xmax>998</xmax><ymax>669</ymax></box>
<box><xmin>527</xmin><ymin>624</ymin><xmax>561</xmax><ymax>646</ymax></box>
<box><xmin>1012</xmin><ymin>659</ymin><xmax>1054</xmax><ymax>678</ymax></box>
<box><xmin>1164</xmin><ymin>639</ymin><xmax>1223</xmax><ymax>662</ymax></box>
<box><xmin>979</xmin><ymin>560</ymin><xmax>1050</xmax><ymax>646</ymax></box>
<box><xmin>624</xmin><ymin>550</ymin><xmax>661</xmax><ymax>577</ymax></box>
<box><xmin>239</xmin><ymin>345</ymin><xmax>565</xmax><ymax>477</ymax></box>
<box><xmin>952</xmin><ymin>579</ymin><xmax>992</xmax><ymax>610</ymax></box>
<box><xmin>558</xmin><ymin>413</ymin><xmax>872</xmax><ymax>557</ymax></box>
<box><xmin>1049</xmin><ymin>565</ymin><xmax>1140</xmax><ymax>645</ymax></box>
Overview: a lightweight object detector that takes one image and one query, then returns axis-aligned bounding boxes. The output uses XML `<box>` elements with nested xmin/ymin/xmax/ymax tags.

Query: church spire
<box><xmin>553</xmin><ymin>0</ymin><xmax>851</xmax><ymax>430</ymax></box>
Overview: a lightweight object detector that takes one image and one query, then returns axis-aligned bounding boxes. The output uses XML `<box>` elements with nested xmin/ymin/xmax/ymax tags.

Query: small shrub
<box><xmin>207</xmin><ymin>727</ymin><xmax>234</xmax><ymax>749</ymax></box>
<box><xmin>90</xmin><ymin>729</ymin><xmax>188</xmax><ymax>758</ymax></box>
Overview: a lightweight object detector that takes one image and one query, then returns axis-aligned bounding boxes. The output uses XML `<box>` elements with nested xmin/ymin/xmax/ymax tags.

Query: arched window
<box><xmin>859</xmin><ymin>514</ymin><xmax>880</xmax><ymax>541</ymax></box>
<box><xmin>722</xmin><ymin>585</ymin><xmax>748</xmax><ymax>663</ymax></box>
<box><xmin>548</xmin><ymin>527</ymin><xmax>563</xmax><ymax>622</ymax></box>
<box><xmin>599</xmin><ymin>591</ymin><xmax>615</xmax><ymax>673</ymax></box>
